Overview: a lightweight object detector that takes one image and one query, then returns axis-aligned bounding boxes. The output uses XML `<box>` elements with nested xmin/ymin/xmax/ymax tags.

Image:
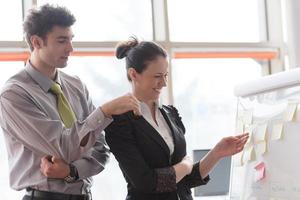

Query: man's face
<box><xmin>39</xmin><ymin>26</ymin><xmax>74</xmax><ymax>68</ymax></box>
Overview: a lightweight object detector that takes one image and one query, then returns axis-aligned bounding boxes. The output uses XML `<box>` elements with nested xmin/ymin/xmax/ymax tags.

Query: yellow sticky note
<box><xmin>243</xmin><ymin>109</ymin><xmax>253</xmax><ymax>125</ymax></box>
<box><xmin>283</xmin><ymin>102</ymin><xmax>298</xmax><ymax>122</ymax></box>
<box><xmin>244</xmin><ymin>126</ymin><xmax>253</xmax><ymax>148</ymax></box>
<box><xmin>254</xmin><ymin>124</ymin><xmax>267</xmax><ymax>143</ymax></box>
<box><xmin>243</xmin><ymin>146</ymin><xmax>256</xmax><ymax>163</ymax></box>
<box><xmin>271</xmin><ymin>123</ymin><xmax>284</xmax><ymax>140</ymax></box>
<box><xmin>255</xmin><ymin>141</ymin><xmax>267</xmax><ymax>156</ymax></box>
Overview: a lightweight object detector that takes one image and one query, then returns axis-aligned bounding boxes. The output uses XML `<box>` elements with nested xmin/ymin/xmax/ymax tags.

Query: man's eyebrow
<box><xmin>56</xmin><ymin>35</ymin><xmax>74</xmax><ymax>40</ymax></box>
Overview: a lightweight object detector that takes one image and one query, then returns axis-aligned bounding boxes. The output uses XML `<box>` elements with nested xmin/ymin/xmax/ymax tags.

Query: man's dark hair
<box><xmin>23</xmin><ymin>4</ymin><xmax>76</xmax><ymax>51</ymax></box>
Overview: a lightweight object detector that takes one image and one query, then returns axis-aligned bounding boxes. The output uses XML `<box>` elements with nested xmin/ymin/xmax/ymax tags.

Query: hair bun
<box><xmin>115</xmin><ymin>37</ymin><xmax>139</xmax><ymax>59</ymax></box>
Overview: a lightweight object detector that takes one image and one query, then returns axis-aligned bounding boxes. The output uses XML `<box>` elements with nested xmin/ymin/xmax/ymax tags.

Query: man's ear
<box><xmin>30</xmin><ymin>35</ymin><xmax>44</xmax><ymax>49</ymax></box>
<box><xmin>128</xmin><ymin>68</ymin><xmax>138</xmax><ymax>81</ymax></box>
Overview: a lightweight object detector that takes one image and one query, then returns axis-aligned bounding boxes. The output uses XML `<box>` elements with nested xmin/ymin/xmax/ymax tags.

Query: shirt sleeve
<box><xmin>71</xmin><ymin>131</ymin><xmax>110</xmax><ymax>179</ymax></box>
<box><xmin>105</xmin><ymin>113</ymin><xmax>177</xmax><ymax>193</ymax></box>
<box><xmin>0</xmin><ymin>86</ymin><xmax>112</xmax><ymax>163</ymax></box>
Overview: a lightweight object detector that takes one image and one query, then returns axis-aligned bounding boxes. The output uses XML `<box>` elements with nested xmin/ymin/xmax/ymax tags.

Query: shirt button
<box><xmin>98</xmin><ymin>119</ymin><xmax>102</xmax><ymax>123</ymax></box>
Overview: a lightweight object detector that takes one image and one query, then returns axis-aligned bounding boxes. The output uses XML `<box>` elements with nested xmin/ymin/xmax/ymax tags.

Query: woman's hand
<box><xmin>199</xmin><ymin>133</ymin><xmax>249</xmax><ymax>178</ymax></box>
<box><xmin>212</xmin><ymin>133</ymin><xmax>249</xmax><ymax>159</ymax></box>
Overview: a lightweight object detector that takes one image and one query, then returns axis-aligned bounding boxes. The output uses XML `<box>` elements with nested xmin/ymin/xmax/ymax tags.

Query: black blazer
<box><xmin>105</xmin><ymin>105</ymin><xmax>209</xmax><ymax>200</ymax></box>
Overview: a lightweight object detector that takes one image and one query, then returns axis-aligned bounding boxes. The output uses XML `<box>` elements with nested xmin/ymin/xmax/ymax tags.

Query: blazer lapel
<box><xmin>131</xmin><ymin>114</ymin><xmax>171</xmax><ymax>157</ymax></box>
<box><xmin>159</xmin><ymin>107</ymin><xmax>180</xmax><ymax>149</ymax></box>
<box><xmin>159</xmin><ymin>107</ymin><xmax>176</xmax><ymax>134</ymax></box>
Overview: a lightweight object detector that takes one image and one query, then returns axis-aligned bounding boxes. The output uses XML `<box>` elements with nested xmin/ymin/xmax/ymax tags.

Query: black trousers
<box><xmin>23</xmin><ymin>195</ymin><xmax>47</xmax><ymax>200</ymax></box>
<box><xmin>22</xmin><ymin>195</ymin><xmax>92</xmax><ymax>200</ymax></box>
<box><xmin>22</xmin><ymin>189</ymin><xmax>92</xmax><ymax>200</ymax></box>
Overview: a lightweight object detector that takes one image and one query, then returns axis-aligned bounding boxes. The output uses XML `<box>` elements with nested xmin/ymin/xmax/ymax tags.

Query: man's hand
<box><xmin>101</xmin><ymin>93</ymin><xmax>141</xmax><ymax>118</ymax></box>
<box><xmin>40</xmin><ymin>155</ymin><xmax>70</xmax><ymax>179</ymax></box>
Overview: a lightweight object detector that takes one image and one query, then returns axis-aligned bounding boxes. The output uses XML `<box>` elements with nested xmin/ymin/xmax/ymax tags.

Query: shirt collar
<box><xmin>157</xmin><ymin>99</ymin><xmax>163</xmax><ymax>108</ymax></box>
<box><xmin>139</xmin><ymin>99</ymin><xmax>162</xmax><ymax>112</ymax></box>
<box><xmin>25</xmin><ymin>60</ymin><xmax>61</xmax><ymax>92</ymax></box>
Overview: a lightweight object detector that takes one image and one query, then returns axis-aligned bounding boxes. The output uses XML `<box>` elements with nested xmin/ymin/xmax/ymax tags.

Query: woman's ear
<box><xmin>128</xmin><ymin>68</ymin><xmax>138</xmax><ymax>81</ymax></box>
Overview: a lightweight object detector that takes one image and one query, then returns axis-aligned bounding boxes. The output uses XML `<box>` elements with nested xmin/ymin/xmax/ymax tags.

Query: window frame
<box><xmin>0</xmin><ymin>0</ymin><xmax>284</xmax><ymax>104</ymax></box>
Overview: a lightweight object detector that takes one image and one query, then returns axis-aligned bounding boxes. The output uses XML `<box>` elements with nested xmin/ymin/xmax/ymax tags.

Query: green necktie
<box><xmin>50</xmin><ymin>83</ymin><xmax>76</xmax><ymax>128</ymax></box>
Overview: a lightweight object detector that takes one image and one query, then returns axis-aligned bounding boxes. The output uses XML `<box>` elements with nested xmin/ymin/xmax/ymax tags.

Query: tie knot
<box><xmin>50</xmin><ymin>83</ymin><xmax>63</xmax><ymax>95</ymax></box>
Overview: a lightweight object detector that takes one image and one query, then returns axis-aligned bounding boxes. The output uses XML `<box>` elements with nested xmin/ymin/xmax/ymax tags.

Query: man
<box><xmin>0</xmin><ymin>4</ymin><xmax>140</xmax><ymax>200</ymax></box>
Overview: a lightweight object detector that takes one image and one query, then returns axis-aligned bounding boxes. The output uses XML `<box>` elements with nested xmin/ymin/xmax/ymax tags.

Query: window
<box><xmin>37</xmin><ymin>0</ymin><xmax>153</xmax><ymax>41</ymax></box>
<box><xmin>62</xmin><ymin>56</ymin><xmax>130</xmax><ymax>104</ymax></box>
<box><xmin>0</xmin><ymin>0</ymin><xmax>23</xmax><ymax>41</ymax></box>
<box><xmin>172</xmin><ymin>58</ymin><xmax>261</xmax><ymax>152</ymax></box>
<box><xmin>168</xmin><ymin>0</ymin><xmax>265</xmax><ymax>42</ymax></box>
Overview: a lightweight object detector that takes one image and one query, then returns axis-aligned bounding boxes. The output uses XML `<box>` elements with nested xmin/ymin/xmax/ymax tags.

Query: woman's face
<box><xmin>132</xmin><ymin>56</ymin><xmax>168</xmax><ymax>102</ymax></box>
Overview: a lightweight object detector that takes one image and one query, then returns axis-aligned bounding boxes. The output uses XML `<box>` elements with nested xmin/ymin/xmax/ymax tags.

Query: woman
<box><xmin>104</xmin><ymin>37</ymin><xmax>249</xmax><ymax>200</ymax></box>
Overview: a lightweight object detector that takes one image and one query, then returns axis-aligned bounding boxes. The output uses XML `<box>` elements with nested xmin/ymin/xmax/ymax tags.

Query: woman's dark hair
<box><xmin>116</xmin><ymin>37</ymin><xmax>167</xmax><ymax>81</ymax></box>
<box><xmin>23</xmin><ymin>4</ymin><xmax>76</xmax><ymax>51</ymax></box>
